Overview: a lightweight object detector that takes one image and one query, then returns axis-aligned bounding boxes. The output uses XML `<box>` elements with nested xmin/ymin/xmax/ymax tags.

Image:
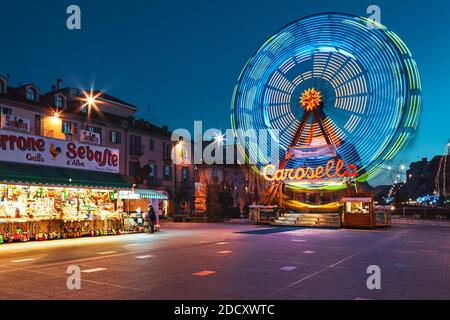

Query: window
<box><xmin>163</xmin><ymin>165</ymin><xmax>172</xmax><ymax>180</ymax></box>
<box><xmin>0</xmin><ymin>80</ymin><xmax>5</xmax><ymax>94</ymax></box>
<box><xmin>130</xmin><ymin>135</ymin><xmax>143</xmax><ymax>156</ymax></box>
<box><xmin>182</xmin><ymin>167</ymin><xmax>189</xmax><ymax>183</ymax></box>
<box><xmin>0</xmin><ymin>107</ymin><xmax>12</xmax><ymax>115</ymax></box>
<box><xmin>129</xmin><ymin>161</ymin><xmax>140</xmax><ymax>177</ymax></box>
<box><xmin>110</xmin><ymin>130</ymin><xmax>122</xmax><ymax>144</ymax></box>
<box><xmin>26</xmin><ymin>87</ymin><xmax>38</xmax><ymax>101</ymax></box>
<box><xmin>35</xmin><ymin>115</ymin><xmax>41</xmax><ymax>135</ymax></box>
<box><xmin>87</xmin><ymin>126</ymin><xmax>101</xmax><ymax>134</ymax></box>
<box><xmin>163</xmin><ymin>142</ymin><xmax>172</xmax><ymax>160</ymax></box>
<box><xmin>55</xmin><ymin>95</ymin><xmax>65</xmax><ymax>108</ymax></box>
<box><xmin>62</xmin><ymin>121</ymin><xmax>77</xmax><ymax>135</ymax></box>
<box><xmin>87</xmin><ymin>126</ymin><xmax>102</xmax><ymax>140</ymax></box>
<box><xmin>148</xmin><ymin>163</ymin><xmax>158</xmax><ymax>180</ymax></box>
<box><xmin>149</xmin><ymin>138</ymin><xmax>155</xmax><ymax>151</ymax></box>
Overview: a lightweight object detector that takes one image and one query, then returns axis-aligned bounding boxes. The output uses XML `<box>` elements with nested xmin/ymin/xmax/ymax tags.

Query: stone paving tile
<box><xmin>0</xmin><ymin>223</ymin><xmax>449</xmax><ymax>299</ymax></box>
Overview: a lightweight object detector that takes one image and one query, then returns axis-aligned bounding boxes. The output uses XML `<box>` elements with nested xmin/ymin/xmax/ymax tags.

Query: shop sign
<box><xmin>262</xmin><ymin>159</ymin><xmax>358</xmax><ymax>182</ymax></box>
<box><xmin>0</xmin><ymin>129</ymin><xmax>120</xmax><ymax>173</ymax></box>
<box><xmin>80</xmin><ymin>130</ymin><xmax>101</xmax><ymax>145</ymax></box>
<box><xmin>1</xmin><ymin>115</ymin><xmax>31</xmax><ymax>133</ymax></box>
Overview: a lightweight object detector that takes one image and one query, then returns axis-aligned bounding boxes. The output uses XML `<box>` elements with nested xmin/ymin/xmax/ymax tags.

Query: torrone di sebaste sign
<box><xmin>0</xmin><ymin>129</ymin><xmax>120</xmax><ymax>173</ymax></box>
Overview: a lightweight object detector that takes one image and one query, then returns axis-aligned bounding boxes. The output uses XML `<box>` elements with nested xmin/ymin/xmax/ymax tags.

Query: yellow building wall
<box><xmin>43</xmin><ymin>116</ymin><xmax>66</xmax><ymax>140</ymax></box>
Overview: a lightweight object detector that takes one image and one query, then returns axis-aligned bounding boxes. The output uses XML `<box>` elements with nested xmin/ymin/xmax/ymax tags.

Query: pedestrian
<box><xmin>148</xmin><ymin>203</ymin><xmax>157</xmax><ymax>234</ymax></box>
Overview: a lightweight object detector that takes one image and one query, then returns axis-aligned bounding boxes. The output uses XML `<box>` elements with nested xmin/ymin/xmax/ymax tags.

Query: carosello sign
<box><xmin>0</xmin><ymin>129</ymin><xmax>120</xmax><ymax>173</ymax></box>
<box><xmin>262</xmin><ymin>159</ymin><xmax>358</xmax><ymax>182</ymax></box>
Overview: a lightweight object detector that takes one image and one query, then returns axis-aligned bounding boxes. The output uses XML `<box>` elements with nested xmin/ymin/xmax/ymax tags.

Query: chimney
<box><xmin>56</xmin><ymin>78</ymin><xmax>62</xmax><ymax>90</ymax></box>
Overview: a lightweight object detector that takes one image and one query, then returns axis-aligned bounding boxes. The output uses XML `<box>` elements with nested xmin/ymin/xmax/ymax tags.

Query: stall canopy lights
<box><xmin>117</xmin><ymin>189</ymin><xmax>168</xmax><ymax>200</ymax></box>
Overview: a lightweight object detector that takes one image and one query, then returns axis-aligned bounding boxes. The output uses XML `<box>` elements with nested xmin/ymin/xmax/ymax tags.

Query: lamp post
<box><xmin>174</xmin><ymin>137</ymin><xmax>184</xmax><ymax>215</ymax></box>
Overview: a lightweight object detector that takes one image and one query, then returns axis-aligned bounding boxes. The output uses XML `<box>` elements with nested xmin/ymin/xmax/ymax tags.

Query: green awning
<box><xmin>135</xmin><ymin>189</ymin><xmax>168</xmax><ymax>200</ymax></box>
<box><xmin>0</xmin><ymin>161</ymin><xmax>132</xmax><ymax>189</ymax></box>
<box><xmin>117</xmin><ymin>189</ymin><xmax>168</xmax><ymax>200</ymax></box>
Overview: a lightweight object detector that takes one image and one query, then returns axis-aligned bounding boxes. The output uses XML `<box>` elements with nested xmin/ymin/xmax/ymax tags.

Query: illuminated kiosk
<box><xmin>232</xmin><ymin>13</ymin><xmax>421</xmax><ymax>228</ymax></box>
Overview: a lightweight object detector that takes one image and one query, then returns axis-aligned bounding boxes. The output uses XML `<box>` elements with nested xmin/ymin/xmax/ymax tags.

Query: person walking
<box><xmin>148</xmin><ymin>203</ymin><xmax>157</xmax><ymax>234</ymax></box>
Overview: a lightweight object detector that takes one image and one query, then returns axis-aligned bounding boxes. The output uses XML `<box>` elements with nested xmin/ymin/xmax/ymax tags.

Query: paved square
<box><xmin>0</xmin><ymin>222</ymin><xmax>449</xmax><ymax>300</ymax></box>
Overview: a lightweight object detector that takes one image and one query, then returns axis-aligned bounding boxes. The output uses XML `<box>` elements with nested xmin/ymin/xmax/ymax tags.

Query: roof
<box><xmin>93</xmin><ymin>90</ymin><xmax>138</xmax><ymax>110</ymax></box>
<box><xmin>0</xmin><ymin>84</ymin><xmax>171</xmax><ymax>138</ymax></box>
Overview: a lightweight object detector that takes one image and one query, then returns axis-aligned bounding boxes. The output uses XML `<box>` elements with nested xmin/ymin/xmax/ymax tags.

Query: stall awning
<box><xmin>118</xmin><ymin>189</ymin><xmax>168</xmax><ymax>200</ymax></box>
<box><xmin>136</xmin><ymin>189</ymin><xmax>168</xmax><ymax>199</ymax></box>
<box><xmin>0</xmin><ymin>161</ymin><xmax>132</xmax><ymax>189</ymax></box>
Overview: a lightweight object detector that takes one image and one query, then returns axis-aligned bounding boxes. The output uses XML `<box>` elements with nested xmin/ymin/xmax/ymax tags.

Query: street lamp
<box><xmin>174</xmin><ymin>136</ymin><xmax>184</xmax><ymax>215</ymax></box>
<box><xmin>51</xmin><ymin>110</ymin><xmax>61</xmax><ymax>123</ymax></box>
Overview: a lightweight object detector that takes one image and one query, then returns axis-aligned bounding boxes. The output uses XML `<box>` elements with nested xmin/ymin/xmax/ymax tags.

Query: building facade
<box><xmin>0</xmin><ymin>75</ymin><xmax>194</xmax><ymax>216</ymax></box>
<box><xmin>402</xmin><ymin>155</ymin><xmax>450</xmax><ymax>201</ymax></box>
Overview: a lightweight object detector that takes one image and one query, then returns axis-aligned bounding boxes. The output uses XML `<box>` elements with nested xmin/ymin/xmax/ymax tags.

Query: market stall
<box><xmin>249</xmin><ymin>205</ymin><xmax>278</xmax><ymax>224</ymax></box>
<box><xmin>0</xmin><ymin>129</ymin><xmax>132</xmax><ymax>244</ymax></box>
<box><xmin>0</xmin><ymin>184</ymin><xmax>126</xmax><ymax>242</ymax></box>
<box><xmin>341</xmin><ymin>196</ymin><xmax>375</xmax><ymax>228</ymax></box>
<box><xmin>117</xmin><ymin>189</ymin><xmax>168</xmax><ymax>233</ymax></box>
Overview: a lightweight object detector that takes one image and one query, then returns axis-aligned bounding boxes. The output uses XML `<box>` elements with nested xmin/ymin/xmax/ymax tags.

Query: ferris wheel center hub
<box><xmin>300</xmin><ymin>88</ymin><xmax>322</xmax><ymax>111</ymax></box>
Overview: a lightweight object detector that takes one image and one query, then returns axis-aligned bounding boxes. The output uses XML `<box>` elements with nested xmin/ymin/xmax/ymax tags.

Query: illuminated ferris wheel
<box><xmin>231</xmin><ymin>13</ymin><xmax>421</xmax><ymax>197</ymax></box>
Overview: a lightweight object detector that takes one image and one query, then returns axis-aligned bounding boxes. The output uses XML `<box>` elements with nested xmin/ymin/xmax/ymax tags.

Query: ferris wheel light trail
<box><xmin>232</xmin><ymin>13</ymin><xmax>421</xmax><ymax>192</ymax></box>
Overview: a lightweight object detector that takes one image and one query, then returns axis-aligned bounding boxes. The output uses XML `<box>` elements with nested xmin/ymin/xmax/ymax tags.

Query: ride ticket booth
<box><xmin>249</xmin><ymin>206</ymin><xmax>278</xmax><ymax>224</ymax></box>
<box><xmin>341</xmin><ymin>196</ymin><xmax>375</xmax><ymax>228</ymax></box>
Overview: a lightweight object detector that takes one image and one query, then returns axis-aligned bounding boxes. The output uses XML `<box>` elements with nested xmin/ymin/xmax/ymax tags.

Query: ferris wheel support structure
<box><xmin>263</xmin><ymin>90</ymin><xmax>340</xmax><ymax>206</ymax></box>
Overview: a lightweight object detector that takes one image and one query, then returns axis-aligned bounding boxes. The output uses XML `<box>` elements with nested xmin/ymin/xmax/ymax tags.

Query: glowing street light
<box><xmin>87</xmin><ymin>96</ymin><xmax>95</xmax><ymax>107</ymax></box>
<box><xmin>50</xmin><ymin>110</ymin><xmax>62</xmax><ymax>125</ymax></box>
<box><xmin>80</xmin><ymin>89</ymin><xmax>103</xmax><ymax>115</ymax></box>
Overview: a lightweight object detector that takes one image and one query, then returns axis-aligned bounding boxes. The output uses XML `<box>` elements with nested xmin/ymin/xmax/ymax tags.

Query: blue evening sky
<box><xmin>1</xmin><ymin>0</ymin><xmax>449</xmax><ymax>182</ymax></box>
